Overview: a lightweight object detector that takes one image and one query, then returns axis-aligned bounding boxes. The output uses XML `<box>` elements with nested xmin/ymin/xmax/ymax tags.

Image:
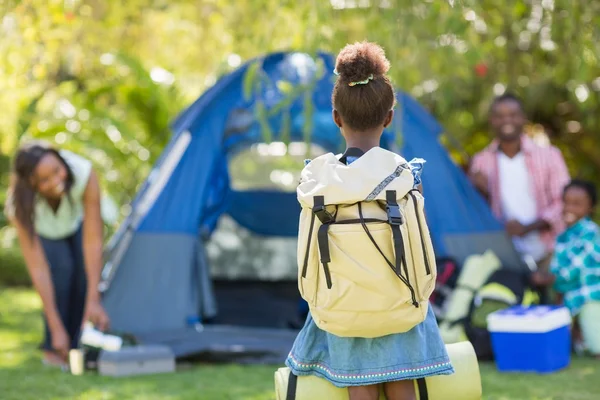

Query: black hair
<box><xmin>564</xmin><ymin>179</ymin><xmax>597</xmax><ymax>208</ymax></box>
<box><xmin>8</xmin><ymin>141</ymin><xmax>74</xmax><ymax>237</ymax></box>
<box><xmin>332</xmin><ymin>41</ymin><xmax>396</xmax><ymax>131</ymax></box>
<box><xmin>489</xmin><ymin>92</ymin><xmax>524</xmax><ymax>114</ymax></box>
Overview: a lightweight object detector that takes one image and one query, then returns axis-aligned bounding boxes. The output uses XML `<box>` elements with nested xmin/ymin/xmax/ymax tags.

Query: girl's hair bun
<box><xmin>334</xmin><ymin>41</ymin><xmax>390</xmax><ymax>83</ymax></box>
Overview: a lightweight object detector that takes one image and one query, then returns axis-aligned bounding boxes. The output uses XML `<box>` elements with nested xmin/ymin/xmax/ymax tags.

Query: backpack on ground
<box><xmin>438</xmin><ymin>250</ymin><xmax>502</xmax><ymax>344</ymax></box>
<box><xmin>296</xmin><ymin>147</ymin><xmax>437</xmax><ymax>338</ymax></box>
<box><xmin>430</xmin><ymin>257</ymin><xmax>461</xmax><ymax>321</ymax></box>
<box><xmin>462</xmin><ymin>268</ymin><xmax>539</xmax><ymax>360</ymax></box>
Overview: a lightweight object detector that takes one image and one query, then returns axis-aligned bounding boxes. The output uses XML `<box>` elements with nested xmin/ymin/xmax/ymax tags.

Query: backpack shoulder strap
<box><xmin>365</xmin><ymin>162</ymin><xmax>411</xmax><ymax>202</ymax></box>
<box><xmin>385</xmin><ymin>190</ymin><xmax>418</xmax><ymax>308</ymax></box>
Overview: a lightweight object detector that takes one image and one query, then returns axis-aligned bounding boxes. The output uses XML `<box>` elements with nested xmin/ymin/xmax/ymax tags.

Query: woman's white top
<box><xmin>5</xmin><ymin>150</ymin><xmax>118</xmax><ymax>240</ymax></box>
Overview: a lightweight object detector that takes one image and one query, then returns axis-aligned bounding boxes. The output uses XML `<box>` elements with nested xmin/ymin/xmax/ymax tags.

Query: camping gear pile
<box><xmin>438</xmin><ymin>250</ymin><xmax>503</xmax><ymax>345</ymax></box>
<box><xmin>429</xmin><ymin>257</ymin><xmax>460</xmax><ymax>319</ymax></box>
<box><xmin>435</xmin><ymin>250</ymin><xmax>542</xmax><ymax>361</ymax></box>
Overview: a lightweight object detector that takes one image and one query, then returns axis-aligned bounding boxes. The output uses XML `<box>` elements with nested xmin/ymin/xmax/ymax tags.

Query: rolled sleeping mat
<box><xmin>274</xmin><ymin>341</ymin><xmax>482</xmax><ymax>400</ymax></box>
<box><xmin>440</xmin><ymin>251</ymin><xmax>501</xmax><ymax>343</ymax></box>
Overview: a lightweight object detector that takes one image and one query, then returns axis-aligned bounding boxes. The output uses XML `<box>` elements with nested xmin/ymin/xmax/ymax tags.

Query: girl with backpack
<box><xmin>286</xmin><ymin>42</ymin><xmax>453</xmax><ymax>400</ymax></box>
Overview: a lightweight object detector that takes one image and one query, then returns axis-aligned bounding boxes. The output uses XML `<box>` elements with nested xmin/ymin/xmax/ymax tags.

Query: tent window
<box><xmin>224</xmin><ymin>108</ymin><xmax>254</xmax><ymax>140</ymax></box>
<box><xmin>207</xmin><ymin>215</ymin><xmax>297</xmax><ymax>280</ymax></box>
<box><xmin>228</xmin><ymin>141</ymin><xmax>326</xmax><ymax>192</ymax></box>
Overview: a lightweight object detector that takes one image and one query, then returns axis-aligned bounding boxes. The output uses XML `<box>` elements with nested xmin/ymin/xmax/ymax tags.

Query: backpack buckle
<box><xmin>386</xmin><ymin>204</ymin><xmax>403</xmax><ymax>225</ymax></box>
<box><xmin>314</xmin><ymin>205</ymin><xmax>335</xmax><ymax>224</ymax></box>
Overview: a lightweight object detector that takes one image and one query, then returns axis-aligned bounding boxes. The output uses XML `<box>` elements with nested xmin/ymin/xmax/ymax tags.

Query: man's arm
<box><xmin>468</xmin><ymin>152</ymin><xmax>491</xmax><ymax>201</ymax></box>
<box><xmin>524</xmin><ymin>219</ymin><xmax>551</xmax><ymax>233</ymax></box>
<box><xmin>537</xmin><ymin>147</ymin><xmax>570</xmax><ymax>234</ymax></box>
<box><xmin>512</xmin><ymin>148</ymin><xmax>569</xmax><ymax>237</ymax></box>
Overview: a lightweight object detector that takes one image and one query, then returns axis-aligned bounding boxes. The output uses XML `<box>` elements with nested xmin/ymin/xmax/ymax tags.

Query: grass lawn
<box><xmin>1</xmin><ymin>288</ymin><xmax>599</xmax><ymax>400</ymax></box>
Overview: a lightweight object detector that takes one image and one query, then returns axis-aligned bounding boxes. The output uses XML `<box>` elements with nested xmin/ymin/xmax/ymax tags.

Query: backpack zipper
<box><xmin>301</xmin><ymin>212</ymin><xmax>316</xmax><ymax>278</ymax></box>
<box><xmin>409</xmin><ymin>191</ymin><xmax>431</xmax><ymax>275</ymax></box>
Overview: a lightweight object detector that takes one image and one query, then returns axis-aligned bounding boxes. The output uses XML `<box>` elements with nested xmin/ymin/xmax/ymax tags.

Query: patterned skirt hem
<box><xmin>285</xmin><ymin>355</ymin><xmax>455</xmax><ymax>388</ymax></box>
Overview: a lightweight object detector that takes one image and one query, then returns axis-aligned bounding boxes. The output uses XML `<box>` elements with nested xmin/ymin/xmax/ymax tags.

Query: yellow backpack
<box><xmin>297</xmin><ymin>147</ymin><xmax>436</xmax><ymax>338</ymax></box>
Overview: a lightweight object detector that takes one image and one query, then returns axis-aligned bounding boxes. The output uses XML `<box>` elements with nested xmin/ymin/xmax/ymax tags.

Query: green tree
<box><xmin>2</xmin><ymin>0</ymin><xmax>600</xmax><ymax>229</ymax></box>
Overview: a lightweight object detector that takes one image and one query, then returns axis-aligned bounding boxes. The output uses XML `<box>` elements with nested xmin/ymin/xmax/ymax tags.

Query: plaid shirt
<box><xmin>470</xmin><ymin>136</ymin><xmax>570</xmax><ymax>253</ymax></box>
<box><xmin>551</xmin><ymin>218</ymin><xmax>600</xmax><ymax>315</ymax></box>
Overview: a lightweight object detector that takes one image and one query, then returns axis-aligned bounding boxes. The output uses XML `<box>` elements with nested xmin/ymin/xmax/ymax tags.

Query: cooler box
<box><xmin>487</xmin><ymin>305</ymin><xmax>571</xmax><ymax>373</ymax></box>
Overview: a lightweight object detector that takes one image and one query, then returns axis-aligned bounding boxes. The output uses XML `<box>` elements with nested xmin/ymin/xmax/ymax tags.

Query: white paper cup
<box><xmin>69</xmin><ymin>349</ymin><xmax>84</xmax><ymax>375</ymax></box>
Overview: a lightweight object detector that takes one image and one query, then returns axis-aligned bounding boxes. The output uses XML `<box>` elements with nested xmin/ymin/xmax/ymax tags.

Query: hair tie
<box><xmin>333</xmin><ymin>69</ymin><xmax>374</xmax><ymax>86</ymax></box>
<box><xmin>348</xmin><ymin>74</ymin><xmax>374</xmax><ymax>86</ymax></box>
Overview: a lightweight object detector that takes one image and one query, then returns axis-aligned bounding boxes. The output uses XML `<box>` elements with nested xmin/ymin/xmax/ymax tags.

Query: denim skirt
<box><xmin>285</xmin><ymin>305</ymin><xmax>454</xmax><ymax>387</ymax></box>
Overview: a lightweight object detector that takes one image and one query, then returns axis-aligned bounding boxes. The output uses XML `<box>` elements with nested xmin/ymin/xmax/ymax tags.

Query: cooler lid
<box><xmin>487</xmin><ymin>305</ymin><xmax>572</xmax><ymax>333</ymax></box>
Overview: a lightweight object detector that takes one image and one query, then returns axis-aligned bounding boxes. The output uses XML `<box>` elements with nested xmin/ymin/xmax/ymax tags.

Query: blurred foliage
<box><xmin>0</xmin><ymin>246</ymin><xmax>29</xmax><ymax>286</ymax></box>
<box><xmin>1</xmin><ymin>0</ymin><xmax>599</xmax><ymax>253</ymax></box>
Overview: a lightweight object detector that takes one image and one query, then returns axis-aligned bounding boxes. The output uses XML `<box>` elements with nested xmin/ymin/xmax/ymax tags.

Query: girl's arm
<box><xmin>81</xmin><ymin>169</ymin><xmax>110</xmax><ymax>331</ymax></box>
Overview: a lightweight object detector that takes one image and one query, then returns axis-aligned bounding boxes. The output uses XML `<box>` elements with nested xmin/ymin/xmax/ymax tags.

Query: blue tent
<box><xmin>100</xmin><ymin>52</ymin><xmax>521</xmax><ymax>357</ymax></box>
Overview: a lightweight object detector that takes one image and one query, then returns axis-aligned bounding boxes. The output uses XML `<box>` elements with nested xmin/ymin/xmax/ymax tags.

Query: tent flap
<box><xmin>103</xmin><ymin>233</ymin><xmax>205</xmax><ymax>334</ymax></box>
<box><xmin>226</xmin><ymin>190</ymin><xmax>300</xmax><ymax>237</ymax></box>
